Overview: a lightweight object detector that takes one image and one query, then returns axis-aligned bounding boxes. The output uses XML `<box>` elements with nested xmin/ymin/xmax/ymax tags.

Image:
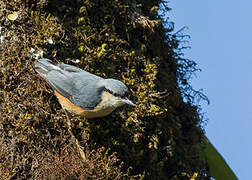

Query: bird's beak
<box><xmin>123</xmin><ymin>98</ymin><xmax>136</xmax><ymax>106</ymax></box>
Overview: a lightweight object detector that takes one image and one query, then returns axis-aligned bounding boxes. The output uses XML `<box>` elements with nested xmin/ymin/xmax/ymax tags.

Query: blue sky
<box><xmin>166</xmin><ymin>1</ymin><xmax>250</xmax><ymax>179</ymax></box>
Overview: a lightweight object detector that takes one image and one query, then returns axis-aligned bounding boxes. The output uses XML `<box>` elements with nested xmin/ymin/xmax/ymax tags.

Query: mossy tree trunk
<box><xmin>0</xmin><ymin>0</ymin><xmax>210</xmax><ymax>179</ymax></box>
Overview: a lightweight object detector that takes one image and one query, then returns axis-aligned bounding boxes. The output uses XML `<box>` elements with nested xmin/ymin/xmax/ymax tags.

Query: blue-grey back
<box><xmin>35</xmin><ymin>59</ymin><xmax>105</xmax><ymax>110</ymax></box>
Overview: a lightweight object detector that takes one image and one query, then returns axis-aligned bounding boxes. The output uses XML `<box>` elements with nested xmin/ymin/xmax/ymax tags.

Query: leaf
<box><xmin>7</xmin><ymin>11</ymin><xmax>19</xmax><ymax>21</ymax></box>
<box><xmin>203</xmin><ymin>136</ymin><xmax>238</xmax><ymax>180</ymax></box>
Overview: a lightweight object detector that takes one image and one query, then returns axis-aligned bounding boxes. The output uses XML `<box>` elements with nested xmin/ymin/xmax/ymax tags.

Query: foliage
<box><xmin>0</xmin><ymin>0</ymin><xmax>210</xmax><ymax>179</ymax></box>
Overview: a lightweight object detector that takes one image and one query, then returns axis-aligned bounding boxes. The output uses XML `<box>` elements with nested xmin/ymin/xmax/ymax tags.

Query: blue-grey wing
<box><xmin>35</xmin><ymin>58</ymin><xmax>104</xmax><ymax>110</ymax></box>
<box><xmin>68</xmin><ymin>72</ymin><xmax>105</xmax><ymax>109</ymax></box>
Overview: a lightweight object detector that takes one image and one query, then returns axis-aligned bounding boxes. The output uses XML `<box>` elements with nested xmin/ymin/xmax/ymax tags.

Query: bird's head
<box><xmin>102</xmin><ymin>78</ymin><xmax>135</xmax><ymax>107</ymax></box>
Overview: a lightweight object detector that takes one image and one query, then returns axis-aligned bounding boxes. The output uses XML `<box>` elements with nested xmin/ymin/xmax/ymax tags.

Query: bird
<box><xmin>35</xmin><ymin>58</ymin><xmax>135</xmax><ymax>118</ymax></box>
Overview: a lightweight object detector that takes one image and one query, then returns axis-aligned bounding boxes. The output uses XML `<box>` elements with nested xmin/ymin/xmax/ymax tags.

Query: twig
<box><xmin>64</xmin><ymin>110</ymin><xmax>88</xmax><ymax>163</ymax></box>
<box><xmin>149</xmin><ymin>89</ymin><xmax>172</xmax><ymax>99</ymax></box>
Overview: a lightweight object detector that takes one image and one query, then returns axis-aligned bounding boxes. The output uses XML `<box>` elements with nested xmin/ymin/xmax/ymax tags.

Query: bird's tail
<box><xmin>35</xmin><ymin>58</ymin><xmax>61</xmax><ymax>76</ymax></box>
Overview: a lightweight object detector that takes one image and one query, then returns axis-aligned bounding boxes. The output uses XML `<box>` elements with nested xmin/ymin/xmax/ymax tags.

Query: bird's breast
<box><xmin>54</xmin><ymin>90</ymin><xmax>117</xmax><ymax>118</ymax></box>
<box><xmin>83</xmin><ymin>91</ymin><xmax>117</xmax><ymax>118</ymax></box>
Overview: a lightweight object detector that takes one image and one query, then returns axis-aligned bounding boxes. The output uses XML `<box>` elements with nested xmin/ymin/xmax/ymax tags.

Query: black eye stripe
<box><xmin>104</xmin><ymin>88</ymin><xmax>128</xmax><ymax>98</ymax></box>
<box><xmin>105</xmin><ymin>88</ymin><xmax>120</xmax><ymax>97</ymax></box>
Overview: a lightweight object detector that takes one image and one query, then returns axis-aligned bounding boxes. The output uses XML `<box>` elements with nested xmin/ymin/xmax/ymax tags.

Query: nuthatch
<box><xmin>35</xmin><ymin>58</ymin><xmax>135</xmax><ymax>118</ymax></box>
